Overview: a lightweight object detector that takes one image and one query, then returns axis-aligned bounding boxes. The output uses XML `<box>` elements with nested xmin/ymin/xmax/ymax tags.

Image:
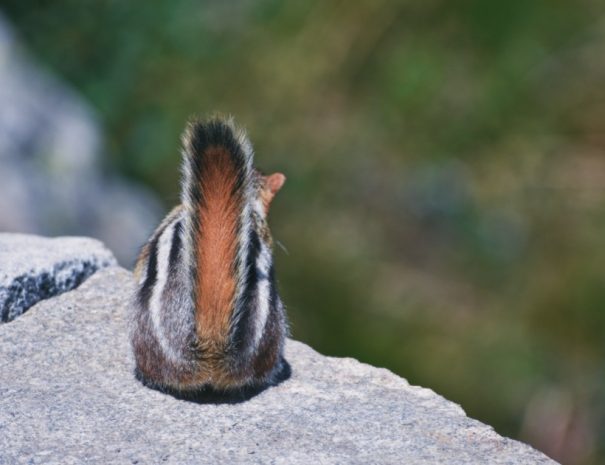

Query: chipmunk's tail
<box><xmin>180</xmin><ymin>117</ymin><xmax>254</xmax><ymax>351</ymax></box>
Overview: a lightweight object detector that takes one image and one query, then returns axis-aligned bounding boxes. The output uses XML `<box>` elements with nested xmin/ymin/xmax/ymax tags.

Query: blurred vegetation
<box><xmin>3</xmin><ymin>1</ymin><xmax>605</xmax><ymax>463</ymax></box>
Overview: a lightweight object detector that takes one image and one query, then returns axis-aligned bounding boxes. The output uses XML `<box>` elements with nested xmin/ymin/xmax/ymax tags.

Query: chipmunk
<box><xmin>130</xmin><ymin>116</ymin><xmax>287</xmax><ymax>393</ymax></box>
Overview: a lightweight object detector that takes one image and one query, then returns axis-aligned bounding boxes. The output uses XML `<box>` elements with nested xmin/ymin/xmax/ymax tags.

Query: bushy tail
<box><xmin>180</xmin><ymin>117</ymin><xmax>254</xmax><ymax>348</ymax></box>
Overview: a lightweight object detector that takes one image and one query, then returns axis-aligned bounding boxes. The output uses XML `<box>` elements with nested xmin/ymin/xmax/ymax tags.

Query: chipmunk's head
<box><xmin>256</xmin><ymin>171</ymin><xmax>286</xmax><ymax>216</ymax></box>
<box><xmin>251</xmin><ymin>170</ymin><xmax>286</xmax><ymax>245</ymax></box>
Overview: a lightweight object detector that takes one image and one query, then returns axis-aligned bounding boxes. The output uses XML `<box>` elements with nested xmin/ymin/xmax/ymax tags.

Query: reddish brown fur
<box><xmin>195</xmin><ymin>147</ymin><xmax>240</xmax><ymax>346</ymax></box>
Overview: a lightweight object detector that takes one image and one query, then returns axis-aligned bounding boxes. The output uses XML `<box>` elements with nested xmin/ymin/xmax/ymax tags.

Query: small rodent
<box><xmin>130</xmin><ymin>116</ymin><xmax>288</xmax><ymax>393</ymax></box>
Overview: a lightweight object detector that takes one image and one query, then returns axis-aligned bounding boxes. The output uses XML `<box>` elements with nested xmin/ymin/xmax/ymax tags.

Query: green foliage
<box><xmin>4</xmin><ymin>1</ymin><xmax>605</xmax><ymax>462</ymax></box>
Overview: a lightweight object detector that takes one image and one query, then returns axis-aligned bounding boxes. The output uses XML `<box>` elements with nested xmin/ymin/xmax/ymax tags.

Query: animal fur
<box><xmin>130</xmin><ymin>117</ymin><xmax>287</xmax><ymax>392</ymax></box>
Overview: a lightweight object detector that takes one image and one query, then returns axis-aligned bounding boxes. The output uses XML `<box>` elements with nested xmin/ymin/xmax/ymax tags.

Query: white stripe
<box><xmin>137</xmin><ymin>261</ymin><xmax>147</xmax><ymax>286</ymax></box>
<box><xmin>252</xmin><ymin>197</ymin><xmax>264</xmax><ymax>217</ymax></box>
<box><xmin>234</xmin><ymin>201</ymin><xmax>251</xmax><ymax>308</ymax></box>
<box><xmin>180</xmin><ymin>147</ymin><xmax>196</xmax><ymax>283</ymax></box>
<box><xmin>252</xmin><ymin>243</ymin><xmax>272</xmax><ymax>348</ymax></box>
<box><xmin>149</xmin><ymin>220</ymin><xmax>181</xmax><ymax>361</ymax></box>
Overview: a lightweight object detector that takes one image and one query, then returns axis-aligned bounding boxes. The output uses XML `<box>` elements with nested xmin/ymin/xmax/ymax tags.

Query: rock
<box><xmin>0</xmin><ymin>239</ymin><xmax>556</xmax><ymax>464</ymax></box>
<box><xmin>0</xmin><ymin>13</ymin><xmax>161</xmax><ymax>265</ymax></box>
<box><xmin>0</xmin><ymin>233</ymin><xmax>116</xmax><ymax>322</ymax></box>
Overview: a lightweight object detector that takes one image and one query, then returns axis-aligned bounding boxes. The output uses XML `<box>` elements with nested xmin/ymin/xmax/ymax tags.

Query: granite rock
<box><xmin>0</xmin><ymin>242</ymin><xmax>557</xmax><ymax>464</ymax></box>
<box><xmin>0</xmin><ymin>13</ymin><xmax>161</xmax><ymax>265</ymax></box>
<box><xmin>0</xmin><ymin>233</ymin><xmax>116</xmax><ymax>322</ymax></box>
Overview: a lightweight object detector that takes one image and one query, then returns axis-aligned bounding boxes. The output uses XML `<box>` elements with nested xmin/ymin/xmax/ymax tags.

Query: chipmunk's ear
<box><xmin>262</xmin><ymin>173</ymin><xmax>286</xmax><ymax>213</ymax></box>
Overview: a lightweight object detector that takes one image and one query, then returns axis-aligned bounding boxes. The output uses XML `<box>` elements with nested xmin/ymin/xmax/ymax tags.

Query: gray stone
<box><xmin>0</xmin><ymin>261</ymin><xmax>556</xmax><ymax>463</ymax></box>
<box><xmin>0</xmin><ymin>233</ymin><xmax>116</xmax><ymax>322</ymax></box>
<box><xmin>0</xmin><ymin>13</ymin><xmax>162</xmax><ymax>265</ymax></box>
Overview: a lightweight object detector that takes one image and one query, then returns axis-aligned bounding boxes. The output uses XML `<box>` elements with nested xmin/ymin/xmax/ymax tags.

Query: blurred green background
<box><xmin>3</xmin><ymin>1</ymin><xmax>604</xmax><ymax>463</ymax></box>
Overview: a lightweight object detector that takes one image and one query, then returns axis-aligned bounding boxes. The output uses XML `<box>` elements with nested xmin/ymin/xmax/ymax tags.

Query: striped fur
<box><xmin>130</xmin><ymin>117</ymin><xmax>287</xmax><ymax>392</ymax></box>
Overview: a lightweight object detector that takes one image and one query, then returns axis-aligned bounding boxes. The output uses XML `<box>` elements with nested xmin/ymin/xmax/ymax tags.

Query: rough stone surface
<box><xmin>0</xmin><ymin>259</ymin><xmax>556</xmax><ymax>463</ymax></box>
<box><xmin>0</xmin><ymin>233</ymin><xmax>116</xmax><ymax>322</ymax></box>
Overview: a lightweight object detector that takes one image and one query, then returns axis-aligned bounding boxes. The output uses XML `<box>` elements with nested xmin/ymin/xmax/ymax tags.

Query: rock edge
<box><xmin>0</xmin><ymin>233</ymin><xmax>116</xmax><ymax>322</ymax></box>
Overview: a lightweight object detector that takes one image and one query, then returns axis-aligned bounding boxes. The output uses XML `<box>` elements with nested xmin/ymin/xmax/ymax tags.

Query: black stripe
<box><xmin>244</xmin><ymin>230</ymin><xmax>262</xmax><ymax>293</ymax></box>
<box><xmin>138</xmin><ymin>234</ymin><xmax>159</xmax><ymax>307</ymax></box>
<box><xmin>229</xmin><ymin>228</ymin><xmax>261</xmax><ymax>352</ymax></box>
<box><xmin>264</xmin><ymin>263</ymin><xmax>279</xmax><ymax>337</ymax></box>
<box><xmin>168</xmin><ymin>220</ymin><xmax>183</xmax><ymax>273</ymax></box>
<box><xmin>268</xmin><ymin>264</ymin><xmax>277</xmax><ymax>306</ymax></box>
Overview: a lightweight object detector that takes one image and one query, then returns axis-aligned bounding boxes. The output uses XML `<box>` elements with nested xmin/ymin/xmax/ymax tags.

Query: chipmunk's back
<box><xmin>130</xmin><ymin>117</ymin><xmax>287</xmax><ymax>393</ymax></box>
